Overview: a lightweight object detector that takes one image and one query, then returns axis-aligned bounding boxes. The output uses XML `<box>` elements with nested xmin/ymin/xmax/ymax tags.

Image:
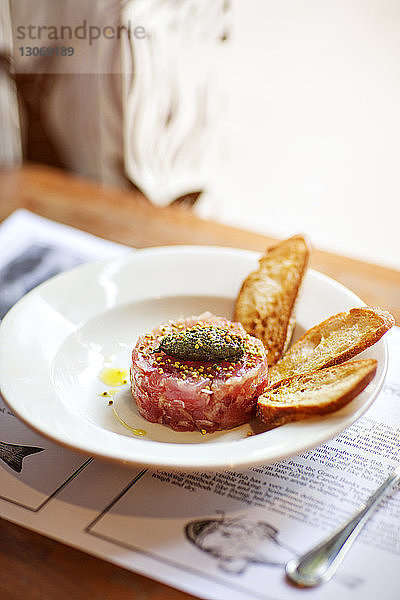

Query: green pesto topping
<box><xmin>155</xmin><ymin>326</ymin><xmax>245</xmax><ymax>362</ymax></box>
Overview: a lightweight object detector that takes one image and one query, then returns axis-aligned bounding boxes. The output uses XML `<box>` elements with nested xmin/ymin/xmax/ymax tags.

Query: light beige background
<box><xmin>197</xmin><ymin>0</ymin><xmax>400</xmax><ymax>270</ymax></box>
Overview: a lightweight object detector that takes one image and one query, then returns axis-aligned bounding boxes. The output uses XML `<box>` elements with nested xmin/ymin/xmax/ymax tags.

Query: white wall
<box><xmin>197</xmin><ymin>0</ymin><xmax>400</xmax><ymax>270</ymax></box>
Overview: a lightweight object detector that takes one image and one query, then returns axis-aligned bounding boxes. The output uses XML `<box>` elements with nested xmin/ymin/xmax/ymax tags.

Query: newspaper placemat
<box><xmin>0</xmin><ymin>209</ymin><xmax>400</xmax><ymax>600</ymax></box>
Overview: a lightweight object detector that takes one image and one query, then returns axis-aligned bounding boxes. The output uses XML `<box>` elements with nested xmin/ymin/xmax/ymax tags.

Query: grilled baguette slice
<box><xmin>257</xmin><ymin>359</ymin><xmax>377</xmax><ymax>427</ymax></box>
<box><xmin>234</xmin><ymin>235</ymin><xmax>310</xmax><ymax>366</ymax></box>
<box><xmin>268</xmin><ymin>306</ymin><xmax>394</xmax><ymax>386</ymax></box>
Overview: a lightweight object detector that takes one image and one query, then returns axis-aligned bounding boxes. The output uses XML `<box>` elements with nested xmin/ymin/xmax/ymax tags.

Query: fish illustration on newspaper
<box><xmin>0</xmin><ymin>441</ymin><xmax>44</xmax><ymax>473</ymax></box>
<box><xmin>185</xmin><ymin>514</ymin><xmax>294</xmax><ymax>574</ymax></box>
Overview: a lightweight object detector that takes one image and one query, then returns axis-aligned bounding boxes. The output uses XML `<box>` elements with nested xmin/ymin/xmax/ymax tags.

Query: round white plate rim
<box><xmin>0</xmin><ymin>245</ymin><xmax>388</xmax><ymax>470</ymax></box>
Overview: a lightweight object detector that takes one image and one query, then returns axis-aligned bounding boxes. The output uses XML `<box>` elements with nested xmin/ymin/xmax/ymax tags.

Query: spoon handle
<box><xmin>286</xmin><ymin>466</ymin><xmax>400</xmax><ymax>587</ymax></box>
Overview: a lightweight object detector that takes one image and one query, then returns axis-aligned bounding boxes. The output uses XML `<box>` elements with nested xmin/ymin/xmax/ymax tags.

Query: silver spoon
<box><xmin>285</xmin><ymin>465</ymin><xmax>400</xmax><ymax>587</ymax></box>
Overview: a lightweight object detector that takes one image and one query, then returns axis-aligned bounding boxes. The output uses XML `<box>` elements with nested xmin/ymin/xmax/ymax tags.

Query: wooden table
<box><xmin>0</xmin><ymin>164</ymin><xmax>399</xmax><ymax>600</ymax></box>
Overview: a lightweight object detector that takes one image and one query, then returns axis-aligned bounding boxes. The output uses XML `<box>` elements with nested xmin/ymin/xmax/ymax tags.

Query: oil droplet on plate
<box><xmin>99</xmin><ymin>368</ymin><xmax>128</xmax><ymax>387</ymax></box>
<box><xmin>99</xmin><ymin>388</ymin><xmax>120</xmax><ymax>398</ymax></box>
<box><xmin>111</xmin><ymin>405</ymin><xmax>146</xmax><ymax>437</ymax></box>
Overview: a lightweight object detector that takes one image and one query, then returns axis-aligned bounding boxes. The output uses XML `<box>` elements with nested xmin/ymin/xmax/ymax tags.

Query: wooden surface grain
<box><xmin>0</xmin><ymin>164</ymin><xmax>398</xmax><ymax>600</ymax></box>
<box><xmin>0</xmin><ymin>165</ymin><xmax>398</xmax><ymax>323</ymax></box>
<box><xmin>0</xmin><ymin>519</ymin><xmax>197</xmax><ymax>600</ymax></box>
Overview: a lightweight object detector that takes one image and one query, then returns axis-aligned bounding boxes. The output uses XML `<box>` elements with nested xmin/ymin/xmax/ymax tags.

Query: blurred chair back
<box><xmin>0</xmin><ymin>0</ymin><xmax>22</xmax><ymax>166</ymax></box>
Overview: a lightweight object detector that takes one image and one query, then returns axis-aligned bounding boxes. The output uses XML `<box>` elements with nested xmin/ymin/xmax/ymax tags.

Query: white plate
<box><xmin>0</xmin><ymin>246</ymin><xmax>388</xmax><ymax>470</ymax></box>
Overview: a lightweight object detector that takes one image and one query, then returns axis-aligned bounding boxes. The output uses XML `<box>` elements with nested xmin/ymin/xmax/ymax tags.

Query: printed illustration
<box><xmin>0</xmin><ymin>441</ymin><xmax>44</xmax><ymax>473</ymax></box>
<box><xmin>185</xmin><ymin>513</ymin><xmax>364</xmax><ymax>589</ymax></box>
<box><xmin>0</xmin><ymin>397</ymin><xmax>92</xmax><ymax>511</ymax></box>
<box><xmin>185</xmin><ymin>513</ymin><xmax>294</xmax><ymax>574</ymax></box>
<box><xmin>0</xmin><ymin>243</ymin><xmax>82</xmax><ymax>318</ymax></box>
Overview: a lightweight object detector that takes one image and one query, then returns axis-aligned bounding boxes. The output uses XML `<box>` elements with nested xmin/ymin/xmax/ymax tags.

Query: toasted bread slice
<box><xmin>234</xmin><ymin>235</ymin><xmax>310</xmax><ymax>365</ymax></box>
<box><xmin>268</xmin><ymin>306</ymin><xmax>394</xmax><ymax>385</ymax></box>
<box><xmin>257</xmin><ymin>358</ymin><xmax>377</xmax><ymax>427</ymax></box>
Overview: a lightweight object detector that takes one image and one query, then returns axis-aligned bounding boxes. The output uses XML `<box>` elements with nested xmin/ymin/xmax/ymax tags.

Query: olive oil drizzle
<box><xmin>99</xmin><ymin>367</ymin><xmax>128</xmax><ymax>386</ymax></box>
<box><xmin>99</xmin><ymin>389</ymin><xmax>119</xmax><ymax>398</ymax></box>
<box><xmin>98</xmin><ymin>366</ymin><xmax>145</xmax><ymax>437</ymax></box>
<box><xmin>111</xmin><ymin>405</ymin><xmax>146</xmax><ymax>437</ymax></box>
